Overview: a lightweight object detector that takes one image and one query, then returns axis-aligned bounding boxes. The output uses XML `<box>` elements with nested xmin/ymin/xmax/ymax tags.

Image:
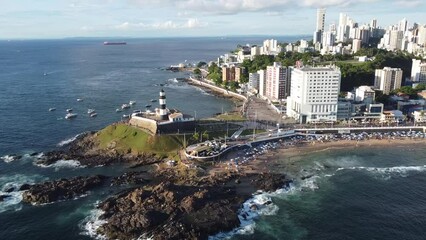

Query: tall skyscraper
<box><xmin>286</xmin><ymin>66</ymin><xmax>341</xmax><ymax>123</ymax></box>
<box><xmin>399</xmin><ymin>18</ymin><xmax>408</xmax><ymax>32</ymax></box>
<box><xmin>371</xmin><ymin>19</ymin><xmax>377</xmax><ymax>29</ymax></box>
<box><xmin>374</xmin><ymin>67</ymin><xmax>403</xmax><ymax>95</ymax></box>
<box><xmin>313</xmin><ymin>8</ymin><xmax>326</xmax><ymax>44</ymax></box>
<box><xmin>316</xmin><ymin>8</ymin><xmax>326</xmax><ymax>32</ymax></box>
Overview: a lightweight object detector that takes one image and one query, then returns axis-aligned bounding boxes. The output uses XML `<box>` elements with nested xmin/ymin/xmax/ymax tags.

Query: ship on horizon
<box><xmin>103</xmin><ymin>41</ymin><xmax>127</xmax><ymax>45</ymax></box>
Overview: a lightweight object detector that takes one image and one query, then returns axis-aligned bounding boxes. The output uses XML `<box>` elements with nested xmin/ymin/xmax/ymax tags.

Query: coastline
<box><xmin>207</xmin><ymin>137</ymin><xmax>426</xmax><ymax>176</ymax></box>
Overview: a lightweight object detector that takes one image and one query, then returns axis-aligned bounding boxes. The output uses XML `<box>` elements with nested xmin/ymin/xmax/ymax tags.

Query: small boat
<box><xmin>145</xmin><ymin>104</ymin><xmax>152</xmax><ymax>108</ymax></box>
<box><xmin>66</xmin><ymin>108</ymin><xmax>73</xmax><ymax>113</ymax></box>
<box><xmin>89</xmin><ymin>113</ymin><xmax>97</xmax><ymax>117</ymax></box>
<box><xmin>87</xmin><ymin>109</ymin><xmax>96</xmax><ymax>114</ymax></box>
<box><xmin>48</xmin><ymin>108</ymin><xmax>56</xmax><ymax>112</ymax></box>
<box><xmin>43</xmin><ymin>72</ymin><xmax>48</xmax><ymax>76</ymax></box>
<box><xmin>116</xmin><ymin>108</ymin><xmax>123</xmax><ymax>113</ymax></box>
<box><xmin>122</xmin><ymin>114</ymin><xmax>130</xmax><ymax>118</ymax></box>
<box><xmin>129</xmin><ymin>101</ymin><xmax>136</xmax><ymax>105</ymax></box>
<box><xmin>121</xmin><ymin>104</ymin><xmax>130</xmax><ymax>109</ymax></box>
<box><xmin>65</xmin><ymin>113</ymin><xmax>78</xmax><ymax>119</ymax></box>
<box><xmin>77</xmin><ymin>98</ymin><xmax>84</xmax><ymax>102</ymax></box>
<box><xmin>150</xmin><ymin>99</ymin><xmax>157</xmax><ymax>102</ymax></box>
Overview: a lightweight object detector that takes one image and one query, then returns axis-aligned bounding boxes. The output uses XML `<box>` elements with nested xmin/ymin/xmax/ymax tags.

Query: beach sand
<box><xmin>207</xmin><ymin>138</ymin><xmax>426</xmax><ymax>177</ymax></box>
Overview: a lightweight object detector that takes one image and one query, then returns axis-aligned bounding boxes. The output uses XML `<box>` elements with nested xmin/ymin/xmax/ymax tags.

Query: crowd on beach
<box><xmin>214</xmin><ymin>130</ymin><xmax>426</xmax><ymax>174</ymax></box>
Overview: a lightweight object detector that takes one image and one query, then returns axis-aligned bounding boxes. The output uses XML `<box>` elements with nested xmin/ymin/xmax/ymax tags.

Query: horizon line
<box><xmin>0</xmin><ymin>34</ymin><xmax>313</xmax><ymax>41</ymax></box>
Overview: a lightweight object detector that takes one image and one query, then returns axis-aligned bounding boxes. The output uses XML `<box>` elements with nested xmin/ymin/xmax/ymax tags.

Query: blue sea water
<box><xmin>1</xmin><ymin>37</ymin><xmax>426</xmax><ymax>239</ymax></box>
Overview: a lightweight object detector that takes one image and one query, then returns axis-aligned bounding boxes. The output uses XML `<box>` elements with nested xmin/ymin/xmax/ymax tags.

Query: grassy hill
<box><xmin>95</xmin><ymin>124</ymin><xmax>184</xmax><ymax>159</ymax></box>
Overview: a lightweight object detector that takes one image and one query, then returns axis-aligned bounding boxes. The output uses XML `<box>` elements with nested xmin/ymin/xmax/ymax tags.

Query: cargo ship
<box><xmin>103</xmin><ymin>41</ymin><xmax>127</xmax><ymax>45</ymax></box>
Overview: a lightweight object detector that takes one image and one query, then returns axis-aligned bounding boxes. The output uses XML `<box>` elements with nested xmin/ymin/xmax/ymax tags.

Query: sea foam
<box><xmin>35</xmin><ymin>160</ymin><xmax>85</xmax><ymax>171</ymax></box>
<box><xmin>338</xmin><ymin>165</ymin><xmax>426</xmax><ymax>179</ymax></box>
<box><xmin>0</xmin><ymin>174</ymin><xmax>48</xmax><ymax>213</ymax></box>
<box><xmin>81</xmin><ymin>207</ymin><xmax>108</xmax><ymax>240</ymax></box>
<box><xmin>57</xmin><ymin>133</ymin><xmax>84</xmax><ymax>147</ymax></box>
<box><xmin>0</xmin><ymin>155</ymin><xmax>17</xmax><ymax>163</ymax></box>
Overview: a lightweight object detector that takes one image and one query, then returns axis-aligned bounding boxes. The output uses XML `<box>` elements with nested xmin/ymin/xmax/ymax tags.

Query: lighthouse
<box><xmin>159</xmin><ymin>89</ymin><xmax>168</xmax><ymax>120</ymax></box>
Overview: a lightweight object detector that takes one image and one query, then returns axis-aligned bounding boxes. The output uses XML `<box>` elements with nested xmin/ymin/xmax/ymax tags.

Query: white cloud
<box><xmin>113</xmin><ymin>18</ymin><xmax>207</xmax><ymax>30</ymax></box>
<box><xmin>129</xmin><ymin>0</ymin><xmax>380</xmax><ymax>14</ymax></box>
<box><xmin>393</xmin><ymin>0</ymin><xmax>423</xmax><ymax>7</ymax></box>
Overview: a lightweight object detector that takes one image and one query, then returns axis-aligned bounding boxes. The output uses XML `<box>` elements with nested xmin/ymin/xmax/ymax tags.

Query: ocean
<box><xmin>1</xmin><ymin>37</ymin><xmax>426</xmax><ymax>240</ymax></box>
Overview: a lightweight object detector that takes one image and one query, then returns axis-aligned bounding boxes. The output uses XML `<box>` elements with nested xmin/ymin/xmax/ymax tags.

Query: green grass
<box><xmin>215</xmin><ymin>113</ymin><xmax>247</xmax><ymax>121</ymax></box>
<box><xmin>95</xmin><ymin>124</ymin><xmax>183</xmax><ymax>158</ymax></box>
<box><xmin>240</xmin><ymin>129</ymin><xmax>267</xmax><ymax>136</ymax></box>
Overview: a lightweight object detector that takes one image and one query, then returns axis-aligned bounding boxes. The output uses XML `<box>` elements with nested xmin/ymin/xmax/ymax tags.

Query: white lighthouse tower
<box><xmin>159</xmin><ymin>89</ymin><xmax>168</xmax><ymax>120</ymax></box>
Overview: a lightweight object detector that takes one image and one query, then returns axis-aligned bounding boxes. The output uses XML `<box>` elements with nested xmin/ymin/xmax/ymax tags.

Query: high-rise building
<box><xmin>352</xmin><ymin>39</ymin><xmax>362</xmax><ymax>53</ymax></box>
<box><xmin>249</xmin><ymin>72</ymin><xmax>260</xmax><ymax>90</ymax></box>
<box><xmin>374</xmin><ymin>67</ymin><xmax>403</xmax><ymax>94</ymax></box>
<box><xmin>389</xmin><ymin>30</ymin><xmax>404</xmax><ymax>50</ymax></box>
<box><xmin>371</xmin><ymin>19</ymin><xmax>377</xmax><ymax>29</ymax></box>
<box><xmin>286</xmin><ymin>66</ymin><xmax>341</xmax><ymax>123</ymax></box>
<box><xmin>399</xmin><ymin>18</ymin><xmax>408</xmax><ymax>32</ymax></box>
<box><xmin>322</xmin><ymin>31</ymin><xmax>335</xmax><ymax>47</ymax></box>
<box><xmin>258</xmin><ymin>70</ymin><xmax>266</xmax><ymax>97</ymax></box>
<box><xmin>411</xmin><ymin>59</ymin><xmax>426</xmax><ymax>83</ymax></box>
<box><xmin>265</xmin><ymin>62</ymin><xmax>289</xmax><ymax>101</ymax></box>
<box><xmin>316</xmin><ymin>8</ymin><xmax>326</xmax><ymax>32</ymax></box>
<box><xmin>418</xmin><ymin>25</ymin><xmax>426</xmax><ymax>45</ymax></box>
<box><xmin>314</xmin><ymin>8</ymin><xmax>326</xmax><ymax>44</ymax></box>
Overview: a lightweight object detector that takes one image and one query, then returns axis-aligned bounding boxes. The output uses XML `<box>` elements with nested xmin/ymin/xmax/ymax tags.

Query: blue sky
<box><xmin>1</xmin><ymin>0</ymin><xmax>425</xmax><ymax>39</ymax></box>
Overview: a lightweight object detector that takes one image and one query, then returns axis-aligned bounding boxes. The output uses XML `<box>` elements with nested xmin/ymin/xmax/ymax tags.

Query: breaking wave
<box><xmin>57</xmin><ymin>133</ymin><xmax>84</xmax><ymax>147</ymax></box>
<box><xmin>35</xmin><ymin>160</ymin><xmax>85</xmax><ymax>171</ymax></box>
<box><xmin>80</xmin><ymin>204</ymin><xmax>108</xmax><ymax>240</ymax></box>
<box><xmin>0</xmin><ymin>174</ymin><xmax>48</xmax><ymax>213</ymax></box>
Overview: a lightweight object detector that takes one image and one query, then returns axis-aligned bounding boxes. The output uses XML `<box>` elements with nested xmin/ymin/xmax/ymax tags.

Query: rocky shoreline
<box><xmin>35</xmin><ymin>131</ymin><xmax>161</xmax><ymax>167</ymax></box>
<box><xmin>95</xmin><ymin>171</ymin><xmax>290</xmax><ymax>240</ymax></box>
<box><xmin>9</xmin><ymin>129</ymin><xmax>292</xmax><ymax>239</ymax></box>
<box><xmin>22</xmin><ymin>175</ymin><xmax>107</xmax><ymax>205</ymax></box>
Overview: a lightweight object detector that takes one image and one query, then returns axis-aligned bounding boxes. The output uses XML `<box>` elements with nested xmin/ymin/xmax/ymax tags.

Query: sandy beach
<box><xmin>207</xmin><ymin>137</ymin><xmax>426</xmax><ymax>176</ymax></box>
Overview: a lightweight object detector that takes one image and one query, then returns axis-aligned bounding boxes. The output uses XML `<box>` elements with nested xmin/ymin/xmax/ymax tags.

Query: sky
<box><xmin>0</xmin><ymin>0</ymin><xmax>425</xmax><ymax>39</ymax></box>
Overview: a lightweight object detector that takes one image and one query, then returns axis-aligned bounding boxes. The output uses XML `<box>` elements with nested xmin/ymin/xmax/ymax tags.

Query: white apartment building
<box><xmin>258</xmin><ymin>70</ymin><xmax>266</xmax><ymax>97</ymax></box>
<box><xmin>316</xmin><ymin>8</ymin><xmax>326</xmax><ymax>32</ymax></box>
<box><xmin>261</xmin><ymin>39</ymin><xmax>281</xmax><ymax>55</ymax></box>
<box><xmin>322</xmin><ymin>31</ymin><xmax>335</xmax><ymax>47</ymax></box>
<box><xmin>286</xmin><ymin>66</ymin><xmax>341</xmax><ymax>123</ymax></box>
<box><xmin>248</xmin><ymin>72</ymin><xmax>260</xmax><ymax>90</ymax></box>
<box><xmin>265</xmin><ymin>63</ymin><xmax>289</xmax><ymax>101</ymax></box>
<box><xmin>355</xmin><ymin>86</ymin><xmax>376</xmax><ymax>105</ymax></box>
<box><xmin>411</xmin><ymin>59</ymin><xmax>426</xmax><ymax>83</ymax></box>
<box><xmin>374</xmin><ymin>67</ymin><xmax>403</xmax><ymax>95</ymax></box>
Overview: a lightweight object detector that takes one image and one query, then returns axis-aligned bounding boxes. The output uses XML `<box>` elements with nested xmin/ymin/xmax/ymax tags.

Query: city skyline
<box><xmin>1</xmin><ymin>0</ymin><xmax>425</xmax><ymax>39</ymax></box>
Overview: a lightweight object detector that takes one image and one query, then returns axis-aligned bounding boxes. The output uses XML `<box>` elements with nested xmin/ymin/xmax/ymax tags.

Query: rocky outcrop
<box><xmin>97</xmin><ymin>181</ymin><xmax>242</xmax><ymax>240</ymax></box>
<box><xmin>110</xmin><ymin>171</ymin><xmax>149</xmax><ymax>186</ymax></box>
<box><xmin>22</xmin><ymin>175</ymin><xmax>106</xmax><ymax>205</ymax></box>
<box><xmin>251</xmin><ymin>172</ymin><xmax>292</xmax><ymax>192</ymax></box>
<box><xmin>94</xmin><ymin>172</ymin><xmax>290</xmax><ymax>240</ymax></box>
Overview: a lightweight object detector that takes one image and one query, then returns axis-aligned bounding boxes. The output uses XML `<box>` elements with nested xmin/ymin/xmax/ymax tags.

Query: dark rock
<box><xmin>252</xmin><ymin>173</ymin><xmax>290</xmax><ymax>192</ymax></box>
<box><xmin>5</xmin><ymin>187</ymin><xmax>15</xmax><ymax>193</ymax></box>
<box><xmin>96</xmin><ymin>182</ymin><xmax>244</xmax><ymax>240</ymax></box>
<box><xmin>22</xmin><ymin>175</ymin><xmax>107</xmax><ymax>205</ymax></box>
<box><xmin>111</xmin><ymin>172</ymin><xmax>149</xmax><ymax>186</ymax></box>
<box><xmin>19</xmin><ymin>184</ymin><xmax>31</xmax><ymax>191</ymax></box>
<box><xmin>30</xmin><ymin>152</ymin><xmax>39</xmax><ymax>157</ymax></box>
<box><xmin>0</xmin><ymin>195</ymin><xmax>9</xmax><ymax>202</ymax></box>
